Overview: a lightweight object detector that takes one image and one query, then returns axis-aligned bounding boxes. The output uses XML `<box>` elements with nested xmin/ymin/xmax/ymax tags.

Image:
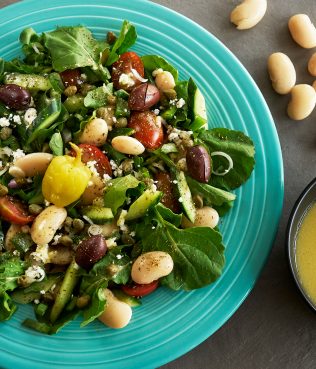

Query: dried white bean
<box><xmin>308</xmin><ymin>53</ymin><xmax>316</xmax><ymax>76</ymax></box>
<box><xmin>131</xmin><ymin>251</ymin><xmax>174</xmax><ymax>285</ymax></box>
<box><xmin>111</xmin><ymin>136</ymin><xmax>145</xmax><ymax>155</ymax></box>
<box><xmin>5</xmin><ymin>224</ymin><xmax>22</xmax><ymax>251</ymax></box>
<box><xmin>230</xmin><ymin>0</ymin><xmax>267</xmax><ymax>30</ymax></box>
<box><xmin>79</xmin><ymin>118</ymin><xmax>108</xmax><ymax>147</ymax></box>
<box><xmin>267</xmin><ymin>53</ymin><xmax>296</xmax><ymax>95</ymax></box>
<box><xmin>155</xmin><ymin>71</ymin><xmax>175</xmax><ymax>91</ymax></box>
<box><xmin>98</xmin><ymin>289</ymin><xmax>132</xmax><ymax>329</ymax></box>
<box><xmin>9</xmin><ymin>153</ymin><xmax>53</xmax><ymax>178</ymax></box>
<box><xmin>288</xmin><ymin>14</ymin><xmax>316</xmax><ymax>49</ymax></box>
<box><xmin>31</xmin><ymin>205</ymin><xmax>67</xmax><ymax>245</ymax></box>
<box><xmin>287</xmin><ymin>84</ymin><xmax>316</xmax><ymax>120</ymax></box>
<box><xmin>182</xmin><ymin>206</ymin><xmax>219</xmax><ymax>229</ymax></box>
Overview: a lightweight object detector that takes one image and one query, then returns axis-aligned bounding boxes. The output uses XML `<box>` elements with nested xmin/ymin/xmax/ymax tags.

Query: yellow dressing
<box><xmin>296</xmin><ymin>202</ymin><xmax>316</xmax><ymax>305</ymax></box>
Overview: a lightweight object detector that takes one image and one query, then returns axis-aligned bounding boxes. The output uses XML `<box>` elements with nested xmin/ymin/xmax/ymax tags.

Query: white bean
<box><xmin>48</xmin><ymin>246</ymin><xmax>73</xmax><ymax>265</ymax></box>
<box><xmin>98</xmin><ymin>289</ymin><xmax>132</xmax><ymax>329</ymax></box>
<box><xmin>182</xmin><ymin>206</ymin><xmax>219</xmax><ymax>229</ymax></box>
<box><xmin>111</xmin><ymin>136</ymin><xmax>145</xmax><ymax>155</ymax></box>
<box><xmin>267</xmin><ymin>53</ymin><xmax>296</xmax><ymax>95</ymax></box>
<box><xmin>131</xmin><ymin>251</ymin><xmax>174</xmax><ymax>285</ymax></box>
<box><xmin>9</xmin><ymin>153</ymin><xmax>53</xmax><ymax>178</ymax></box>
<box><xmin>155</xmin><ymin>71</ymin><xmax>176</xmax><ymax>91</ymax></box>
<box><xmin>308</xmin><ymin>53</ymin><xmax>316</xmax><ymax>76</ymax></box>
<box><xmin>287</xmin><ymin>84</ymin><xmax>316</xmax><ymax>120</ymax></box>
<box><xmin>81</xmin><ymin>175</ymin><xmax>105</xmax><ymax>205</ymax></box>
<box><xmin>288</xmin><ymin>14</ymin><xmax>316</xmax><ymax>49</ymax></box>
<box><xmin>31</xmin><ymin>205</ymin><xmax>67</xmax><ymax>245</ymax></box>
<box><xmin>79</xmin><ymin>118</ymin><xmax>108</xmax><ymax>147</ymax></box>
<box><xmin>230</xmin><ymin>0</ymin><xmax>267</xmax><ymax>30</ymax></box>
<box><xmin>5</xmin><ymin>224</ymin><xmax>22</xmax><ymax>251</ymax></box>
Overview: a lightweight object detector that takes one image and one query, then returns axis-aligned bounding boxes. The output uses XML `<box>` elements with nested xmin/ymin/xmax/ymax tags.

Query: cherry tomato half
<box><xmin>69</xmin><ymin>144</ymin><xmax>112</xmax><ymax>177</ymax></box>
<box><xmin>111</xmin><ymin>51</ymin><xmax>144</xmax><ymax>91</ymax></box>
<box><xmin>0</xmin><ymin>196</ymin><xmax>34</xmax><ymax>225</ymax></box>
<box><xmin>60</xmin><ymin>68</ymin><xmax>82</xmax><ymax>87</ymax></box>
<box><xmin>128</xmin><ymin>111</ymin><xmax>164</xmax><ymax>150</ymax></box>
<box><xmin>155</xmin><ymin>172</ymin><xmax>180</xmax><ymax>213</ymax></box>
<box><xmin>121</xmin><ymin>280</ymin><xmax>159</xmax><ymax>297</ymax></box>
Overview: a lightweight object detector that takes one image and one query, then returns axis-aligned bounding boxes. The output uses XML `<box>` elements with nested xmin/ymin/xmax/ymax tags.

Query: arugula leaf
<box><xmin>141</xmin><ymin>55</ymin><xmax>178</xmax><ymax>81</ymax></box>
<box><xmin>26</xmin><ymin>96</ymin><xmax>62</xmax><ymax>145</ymax></box>
<box><xmin>0</xmin><ymin>252</ymin><xmax>25</xmax><ymax>294</ymax></box>
<box><xmin>49</xmin><ymin>132</ymin><xmax>63</xmax><ymax>156</ymax></box>
<box><xmin>0</xmin><ymin>292</ymin><xmax>17</xmax><ymax>321</ymax></box>
<box><xmin>84</xmin><ymin>83</ymin><xmax>113</xmax><ymax>109</ymax></box>
<box><xmin>81</xmin><ymin>281</ymin><xmax>107</xmax><ymax>327</ymax></box>
<box><xmin>199</xmin><ymin>128</ymin><xmax>255</xmax><ymax>190</ymax></box>
<box><xmin>104</xmin><ymin>175</ymin><xmax>140</xmax><ymax>214</ymax></box>
<box><xmin>155</xmin><ymin>203</ymin><xmax>182</xmax><ymax>227</ymax></box>
<box><xmin>44</xmin><ymin>26</ymin><xmax>102</xmax><ymax>72</ymax></box>
<box><xmin>106</xmin><ymin>21</ymin><xmax>137</xmax><ymax>66</ymax></box>
<box><xmin>139</xmin><ymin>207</ymin><xmax>225</xmax><ymax>290</ymax></box>
<box><xmin>186</xmin><ymin>176</ymin><xmax>236</xmax><ymax>216</ymax></box>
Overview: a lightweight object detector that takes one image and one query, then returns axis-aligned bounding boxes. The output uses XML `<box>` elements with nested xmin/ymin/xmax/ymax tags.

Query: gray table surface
<box><xmin>1</xmin><ymin>0</ymin><xmax>316</xmax><ymax>368</ymax></box>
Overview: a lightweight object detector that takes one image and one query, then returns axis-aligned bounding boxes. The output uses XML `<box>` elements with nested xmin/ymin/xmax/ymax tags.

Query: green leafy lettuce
<box><xmin>199</xmin><ymin>128</ymin><xmax>255</xmax><ymax>191</ymax></box>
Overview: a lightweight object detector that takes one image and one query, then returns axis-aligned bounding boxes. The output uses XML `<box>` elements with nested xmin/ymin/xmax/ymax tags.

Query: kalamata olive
<box><xmin>128</xmin><ymin>83</ymin><xmax>160</xmax><ymax>111</ymax></box>
<box><xmin>60</xmin><ymin>68</ymin><xmax>82</xmax><ymax>87</ymax></box>
<box><xmin>75</xmin><ymin>235</ymin><xmax>107</xmax><ymax>270</ymax></box>
<box><xmin>0</xmin><ymin>84</ymin><xmax>31</xmax><ymax>110</ymax></box>
<box><xmin>186</xmin><ymin>145</ymin><xmax>211</xmax><ymax>183</ymax></box>
<box><xmin>155</xmin><ymin>172</ymin><xmax>180</xmax><ymax>213</ymax></box>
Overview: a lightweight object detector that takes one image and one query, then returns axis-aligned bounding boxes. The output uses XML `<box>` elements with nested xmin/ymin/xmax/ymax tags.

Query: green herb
<box><xmin>106</xmin><ymin>20</ymin><xmax>137</xmax><ymax>66</ymax></box>
<box><xmin>186</xmin><ymin>176</ymin><xmax>236</xmax><ymax>216</ymax></box>
<box><xmin>104</xmin><ymin>174</ymin><xmax>140</xmax><ymax>214</ymax></box>
<box><xmin>141</xmin><ymin>55</ymin><xmax>178</xmax><ymax>81</ymax></box>
<box><xmin>49</xmin><ymin>131</ymin><xmax>64</xmax><ymax>156</ymax></box>
<box><xmin>84</xmin><ymin>83</ymin><xmax>113</xmax><ymax>109</ymax></box>
<box><xmin>44</xmin><ymin>26</ymin><xmax>102</xmax><ymax>72</ymax></box>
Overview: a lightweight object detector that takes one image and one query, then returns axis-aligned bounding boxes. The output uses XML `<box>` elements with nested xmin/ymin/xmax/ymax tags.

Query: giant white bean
<box><xmin>31</xmin><ymin>205</ymin><xmax>67</xmax><ymax>245</ymax></box>
<box><xmin>111</xmin><ymin>136</ymin><xmax>145</xmax><ymax>155</ymax></box>
<box><xmin>230</xmin><ymin>0</ymin><xmax>267</xmax><ymax>30</ymax></box>
<box><xmin>79</xmin><ymin>118</ymin><xmax>108</xmax><ymax>147</ymax></box>
<box><xmin>131</xmin><ymin>251</ymin><xmax>174</xmax><ymax>285</ymax></box>
<box><xmin>267</xmin><ymin>53</ymin><xmax>296</xmax><ymax>95</ymax></box>
<box><xmin>288</xmin><ymin>14</ymin><xmax>316</xmax><ymax>49</ymax></box>
<box><xmin>287</xmin><ymin>84</ymin><xmax>316</xmax><ymax>120</ymax></box>
<box><xmin>182</xmin><ymin>206</ymin><xmax>220</xmax><ymax>229</ymax></box>
<box><xmin>98</xmin><ymin>289</ymin><xmax>132</xmax><ymax>329</ymax></box>
<box><xmin>155</xmin><ymin>71</ymin><xmax>176</xmax><ymax>91</ymax></box>
<box><xmin>9</xmin><ymin>153</ymin><xmax>53</xmax><ymax>178</ymax></box>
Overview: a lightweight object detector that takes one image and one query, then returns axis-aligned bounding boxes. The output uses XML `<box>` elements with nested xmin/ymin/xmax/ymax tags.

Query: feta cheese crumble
<box><xmin>119</xmin><ymin>73</ymin><xmax>135</xmax><ymax>88</ymax></box>
<box><xmin>0</xmin><ymin>117</ymin><xmax>10</xmax><ymax>127</ymax></box>
<box><xmin>24</xmin><ymin>108</ymin><xmax>37</xmax><ymax>127</ymax></box>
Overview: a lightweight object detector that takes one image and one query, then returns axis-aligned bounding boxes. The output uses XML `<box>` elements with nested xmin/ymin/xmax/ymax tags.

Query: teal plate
<box><xmin>0</xmin><ymin>1</ymin><xmax>284</xmax><ymax>368</ymax></box>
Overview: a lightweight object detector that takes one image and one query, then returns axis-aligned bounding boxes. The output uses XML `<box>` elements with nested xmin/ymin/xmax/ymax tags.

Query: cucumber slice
<box><xmin>173</xmin><ymin>170</ymin><xmax>196</xmax><ymax>223</ymax></box>
<box><xmin>125</xmin><ymin>190</ymin><xmax>162</xmax><ymax>221</ymax></box>
<box><xmin>81</xmin><ymin>206</ymin><xmax>114</xmax><ymax>225</ymax></box>
<box><xmin>193</xmin><ymin>87</ymin><xmax>207</xmax><ymax>120</ymax></box>
<box><xmin>4</xmin><ymin>73</ymin><xmax>51</xmax><ymax>92</ymax></box>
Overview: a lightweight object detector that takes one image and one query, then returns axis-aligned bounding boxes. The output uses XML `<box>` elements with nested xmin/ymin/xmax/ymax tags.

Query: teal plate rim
<box><xmin>0</xmin><ymin>1</ymin><xmax>284</xmax><ymax>368</ymax></box>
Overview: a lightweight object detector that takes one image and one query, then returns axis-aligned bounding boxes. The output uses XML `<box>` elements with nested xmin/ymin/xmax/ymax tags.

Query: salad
<box><xmin>0</xmin><ymin>21</ymin><xmax>255</xmax><ymax>334</ymax></box>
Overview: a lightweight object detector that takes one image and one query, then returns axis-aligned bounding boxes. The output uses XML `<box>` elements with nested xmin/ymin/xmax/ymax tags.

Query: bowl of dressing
<box><xmin>287</xmin><ymin>177</ymin><xmax>316</xmax><ymax>310</ymax></box>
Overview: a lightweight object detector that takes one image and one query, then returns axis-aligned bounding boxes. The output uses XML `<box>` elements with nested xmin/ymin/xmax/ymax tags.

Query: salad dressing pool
<box><xmin>296</xmin><ymin>202</ymin><xmax>316</xmax><ymax>305</ymax></box>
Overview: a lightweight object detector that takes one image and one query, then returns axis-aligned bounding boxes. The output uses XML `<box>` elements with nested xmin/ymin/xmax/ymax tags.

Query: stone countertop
<box><xmin>1</xmin><ymin>1</ymin><xmax>316</xmax><ymax>368</ymax></box>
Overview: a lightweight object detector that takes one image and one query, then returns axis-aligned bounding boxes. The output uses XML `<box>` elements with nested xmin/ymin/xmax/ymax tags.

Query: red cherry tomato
<box><xmin>0</xmin><ymin>196</ymin><xmax>34</xmax><ymax>225</ymax></box>
<box><xmin>111</xmin><ymin>51</ymin><xmax>144</xmax><ymax>91</ymax></box>
<box><xmin>121</xmin><ymin>280</ymin><xmax>159</xmax><ymax>297</ymax></box>
<box><xmin>155</xmin><ymin>172</ymin><xmax>180</xmax><ymax>213</ymax></box>
<box><xmin>128</xmin><ymin>111</ymin><xmax>164</xmax><ymax>150</ymax></box>
<box><xmin>69</xmin><ymin>144</ymin><xmax>112</xmax><ymax>177</ymax></box>
<box><xmin>60</xmin><ymin>68</ymin><xmax>82</xmax><ymax>87</ymax></box>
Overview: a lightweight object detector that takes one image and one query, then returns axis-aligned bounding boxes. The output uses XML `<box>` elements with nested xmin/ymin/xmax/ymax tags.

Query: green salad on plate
<box><xmin>0</xmin><ymin>20</ymin><xmax>255</xmax><ymax>334</ymax></box>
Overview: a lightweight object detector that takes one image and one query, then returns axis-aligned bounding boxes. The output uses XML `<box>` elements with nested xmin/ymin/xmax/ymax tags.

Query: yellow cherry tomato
<box><xmin>42</xmin><ymin>143</ymin><xmax>91</xmax><ymax>207</ymax></box>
